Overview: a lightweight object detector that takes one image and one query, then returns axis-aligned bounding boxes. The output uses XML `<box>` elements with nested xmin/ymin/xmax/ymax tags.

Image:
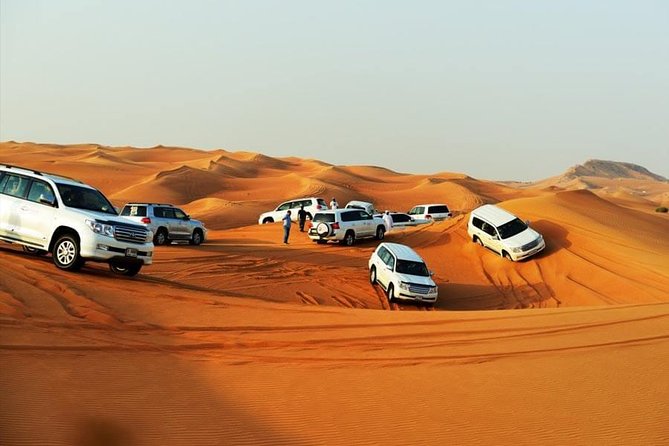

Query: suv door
<box><xmin>481</xmin><ymin>221</ymin><xmax>502</xmax><ymax>253</ymax></box>
<box><xmin>173</xmin><ymin>208</ymin><xmax>190</xmax><ymax>239</ymax></box>
<box><xmin>0</xmin><ymin>174</ymin><xmax>32</xmax><ymax>241</ymax></box>
<box><xmin>358</xmin><ymin>211</ymin><xmax>374</xmax><ymax>236</ymax></box>
<box><xmin>19</xmin><ymin>179</ymin><xmax>58</xmax><ymax>248</ymax></box>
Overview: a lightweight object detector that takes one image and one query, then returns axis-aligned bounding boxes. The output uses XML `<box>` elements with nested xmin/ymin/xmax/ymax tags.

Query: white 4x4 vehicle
<box><xmin>258</xmin><ymin>197</ymin><xmax>327</xmax><ymax>224</ymax></box>
<box><xmin>0</xmin><ymin>164</ymin><xmax>153</xmax><ymax>276</ymax></box>
<box><xmin>308</xmin><ymin>209</ymin><xmax>387</xmax><ymax>246</ymax></box>
<box><xmin>468</xmin><ymin>204</ymin><xmax>545</xmax><ymax>261</ymax></box>
<box><xmin>369</xmin><ymin>242</ymin><xmax>438</xmax><ymax>305</ymax></box>
<box><xmin>408</xmin><ymin>203</ymin><xmax>452</xmax><ymax>221</ymax></box>
<box><xmin>120</xmin><ymin>203</ymin><xmax>207</xmax><ymax>246</ymax></box>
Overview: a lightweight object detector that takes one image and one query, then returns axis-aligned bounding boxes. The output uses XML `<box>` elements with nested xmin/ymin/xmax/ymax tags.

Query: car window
<box><xmin>162</xmin><ymin>208</ymin><xmax>176</xmax><ymax>219</ymax></box>
<box><xmin>386</xmin><ymin>254</ymin><xmax>395</xmax><ymax>270</ymax></box>
<box><xmin>2</xmin><ymin>174</ymin><xmax>31</xmax><ymax>198</ymax></box>
<box><xmin>56</xmin><ymin>183</ymin><xmax>116</xmax><ymax>215</ymax></box>
<box><xmin>300</xmin><ymin>199</ymin><xmax>312</xmax><ymax>207</ymax></box>
<box><xmin>312</xmin><ymin>213</ymin><xmax>335</xmax><ymax>223</ymax></box>
<box><xmin>428</xmin><ymin>205</ymin><xmax>449</xmax><ymax>214</ymax></box>
<box><xmin>396</xmin><ymin>260</ymin><xmax>430</xmax><ymax>277</ymax></box>
<box><xmin>317</xmin><ymin>199</ymin><xmax>328</xmax><ymax>207</ymax></box>
<box><xmin>482</xmin><ymin>222</ymin><xmax>497</xmax><ymax>237</ymax></box>
<box><xmin>153</xmin><ymin>207</ymin><xmax>164</xmax><ymax>218</ymax></box>
<box><xmin>27</xmin><ymin>180</ymin><xmax>56</xmax><ymax>205</ymax></box>
<box><xmin>392</xmin><ymin>214</ymin><xmax>409</xmax><ymax>223</ymax></box>
<box><xmin>377</xmin><ymin>246</ymin><xmax>389</xmax><ymax>263</ymax></box>
<box><xmin>174</xmin><ymin>208</ymin><xmax>187</xmax><ymax>219</ymax></box>
<box><xmin>121</xmin><ymin>205</ymin><xmax>147</xmax><ymax>217</ymax></box>
<box><xmin>277</xmin><ymin>202</ymin><xmax>291</xmax><ymax>211</ymax></box>
<box><xmin>340</xmin><ymin>211</ymin><xmax>355</xmax><ymax>222</ymax></box>
<box><xmin>0</xmin><ymin>173</ymin><xmax>8</xmax><ymax>191</ymax></box>
<box><xmin>409</xmin><ymin>206</ymin><xmax>424</xmax><ymax>215</ymax></box>
<box><xmin>472</xmin><ymin>216</ymin><xmax>484</xmax><ymax>229</ymax></box>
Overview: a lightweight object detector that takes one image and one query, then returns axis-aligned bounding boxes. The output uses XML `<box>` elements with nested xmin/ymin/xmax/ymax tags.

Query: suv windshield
<box><xmin>395</xmin><ymin>260</ymin><xmax>430</xmax><ymax>277</ymax></box>
<box><xmin>497</xmin><ymin>218</ymin><xmax>527</xmax><ymax>239</ymax></box>
<box><xmin>312</xmin><ymin>213</ymin><xmax>335</xmax><ymax>223</ymax></box>
<box><xmin>57</xmin><ymin>183</ymin><xmax>117</xmax><ymax>215</ymax></box>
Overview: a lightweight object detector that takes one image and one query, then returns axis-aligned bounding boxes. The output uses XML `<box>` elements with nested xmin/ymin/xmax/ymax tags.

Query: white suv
<box><xmin>258</xmin><ymin>197</ymin><xmax>327</xmax><ymax>224</ymax></box>
<box><xmin>308</xmin><ymin>209</ymin><xmax>387</xmax><ymax>246</ymax></box>
<box><xmin>368</xmin><ymin>242</ymin><xmax>438</xmax><ymax>305</ymax></box>
<box><xmin>120</xmin><ymin>203</ymin><xmax>207</xmax><ymax>246</ymax></box>
<box><xmin>0</xmin><ymin>164</ymin><xmax>153</xmax><ymax>276</ymax></box>
<box><xmin>408</xmin><ymin>203</ymin><xmax>452</xmax><ymax>221</ymax></box>
<box><xmin>468</xmin><ymin>204</ymin><xmax>545</xmax><ymax>261</ymax></box>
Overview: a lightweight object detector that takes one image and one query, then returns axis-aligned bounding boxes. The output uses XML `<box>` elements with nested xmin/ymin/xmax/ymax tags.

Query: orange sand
<box><xmin>1</xmin><ymin>142</ymin><xmax>668</xmax><ymax>445</ymax></box>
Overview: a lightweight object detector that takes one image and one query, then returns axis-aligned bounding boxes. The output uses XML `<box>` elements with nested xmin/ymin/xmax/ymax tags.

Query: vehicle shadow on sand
<box><xmin>435</xmin><ymin>282</ymin><xmax>560</xmax><ymax>310</ymax></box>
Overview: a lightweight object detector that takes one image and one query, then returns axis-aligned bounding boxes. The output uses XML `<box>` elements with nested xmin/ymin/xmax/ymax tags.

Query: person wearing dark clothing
<box><xmin>297</xmin><ymin>205</ymin><xmax>308</xmax><ymax>232</ymax></box>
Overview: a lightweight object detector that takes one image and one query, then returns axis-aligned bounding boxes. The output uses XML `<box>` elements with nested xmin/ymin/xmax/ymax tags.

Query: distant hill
<box><xmin>564</xmin><ymin>159</ymin><xmax>666</xmax><ymax>182</ymax></box>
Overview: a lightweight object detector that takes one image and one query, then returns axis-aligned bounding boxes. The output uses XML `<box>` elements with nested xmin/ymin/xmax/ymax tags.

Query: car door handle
<box><xmin>20</xmin><ymin>206</ymin><xmax>29</xmax><ymax>211</ymax></box>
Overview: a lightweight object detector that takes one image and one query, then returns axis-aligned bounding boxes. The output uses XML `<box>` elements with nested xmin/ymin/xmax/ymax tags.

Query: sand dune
<box><xmin>1</xmin><ymin>142</ymin><xmax>668</xmax><ymax>445</ymax></box>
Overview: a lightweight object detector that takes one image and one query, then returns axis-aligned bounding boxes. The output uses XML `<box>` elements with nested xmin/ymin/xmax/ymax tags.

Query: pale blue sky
<box><xmin>1</xmin><ymin>0</ymin><xmax>667</xmax><ymax>180</ymax></box>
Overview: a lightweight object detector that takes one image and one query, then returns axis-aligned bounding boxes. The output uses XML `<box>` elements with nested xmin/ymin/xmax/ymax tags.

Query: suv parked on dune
<box><xmin>120</xmin><ymin>203</ymin><xmax>207</xmax><ymax>246</ymax></box>
<box><xmin>0</xmin><ymin>164</ymin><xmax>153</xmax><ymax>276</ymax></box>
<box><xmin>369</xmin><ymin>242</ymin><xmax>438</xmax><ymax>305</ymax></box>
<box><xmin>308</xmin><ymin>209</ymin><xmax>386</xmax><ymax>246</ymax></box>
<box><xmin>468</xmin><ymin>204</ymin><xmax>545</xmax><ymax>261</ymax></box>
<box><xmin>408</xmin><ymin>204</ymin><xmax>452</xmax><ymax>222</ymax></box>
<box><xmin>258</xmin><ymin>197</ymin><xmax>327</xmax><ymax>224</ymax></box>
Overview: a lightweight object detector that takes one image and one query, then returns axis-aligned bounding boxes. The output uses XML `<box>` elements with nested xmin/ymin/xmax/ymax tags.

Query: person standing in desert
<box><xmin>297</xmin><ymin>205</ymin><xmax>308</xmax><ymax>232</ymax></box>
<box><xmin>282</xmin><ymin>210</ymin><xmax>292</xmax><ymax>244</ymax></box>
<box><xmin>330</xmin><ymin>197</ymin><xmax>338</xmax><ymax>209</ymax></box>
<box><xmin>382</xmin><ymin>210</ymin><xmax>393</xmax><ymax>233</ymax></box>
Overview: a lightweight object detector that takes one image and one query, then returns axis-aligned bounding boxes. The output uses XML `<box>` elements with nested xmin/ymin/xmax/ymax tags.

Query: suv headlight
<box><xmin>399</xmin><ymin>282</ymin><xmax>411</xmax><ymax>291</ymax></box>
<box><xmin>428</xmin><ymin>286</ymin><xmax>437</xmax><ymax>294</ymax></box>
<box><xmin>512</xmin><ymin>246</ymin><xmax>523</xmax><ymax>253</ymax></box>
<box><xmin>86</xmin><ymin>219</ymin><xmax>115</xmax><ymax>238</ymax></box>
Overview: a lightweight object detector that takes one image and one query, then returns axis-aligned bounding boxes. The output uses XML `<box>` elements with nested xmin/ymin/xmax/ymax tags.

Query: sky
<box><xmin>1</xmin><ymin>0</ymin><xmax>667</xmax><ymax>181</ymax></box>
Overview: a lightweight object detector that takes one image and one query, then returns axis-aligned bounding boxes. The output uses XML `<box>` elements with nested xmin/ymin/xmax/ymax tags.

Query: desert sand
<box><xmin>1</xmin><ymin>142</ymin><xmax>668</xmax><ymax>445</ymax></box>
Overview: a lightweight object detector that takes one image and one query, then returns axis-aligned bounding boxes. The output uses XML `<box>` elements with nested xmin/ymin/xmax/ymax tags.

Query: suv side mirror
<box><xmin>184</xmin><ymin>215</ymin><xmax>191</xmax><ymax>220</ymax></box>
<box><xmin>430</xmin><ymin>270</ymin><xmax>435</xmax><ymax>276</ymax></box>
<box><xmin>39</xmin><ymin>196</ymin><xmax>56</xmax><ymax>207</ymax></box>
<box><xmin>525</xmin><ymin>220</ymin><xmax>530</xmax><ymax>226</ymax></box>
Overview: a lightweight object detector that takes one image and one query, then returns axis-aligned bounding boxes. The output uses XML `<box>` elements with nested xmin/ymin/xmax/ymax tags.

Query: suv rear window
<box><xmin>121</xmin><ymin>205</ymin><xmax>147</xmax><ymax>217</ymax></box>
<box><xmin>317</xmin><ymin>199</ymin><xmax>328</xmax><ymax>207</ymax></box>
<box><xmin>312</xmin><ymin>213</ymin><xmax>335</xmax><ymax>223</ymax></box>
<box><xmin>428</xmin><ymin>205</ymin><xmax>449</xmax><ymax>214</ymax></box>
<box><xmin>2</xmin><ymin>174</ymin><xmax>31</xmax><ymax>198</ymax></box>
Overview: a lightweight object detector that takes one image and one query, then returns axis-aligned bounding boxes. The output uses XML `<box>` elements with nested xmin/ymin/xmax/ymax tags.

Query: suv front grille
<box><xmin>114</xmin><ymin>224</ymin><xmax>148</xmax><ymax>244</ymax></box>
<box><xmin>408</xmin><ymin>283</ymin><xmax>432</xmax><ymax>294</ymax></box>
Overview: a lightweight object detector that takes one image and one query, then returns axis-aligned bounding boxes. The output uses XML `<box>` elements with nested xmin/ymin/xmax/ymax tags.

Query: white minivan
<box><xmin>467</xmin><ymin>204</ymin><xmax>545</xmax><ymax>261</ymax></box>
<box><xmin>258</xmin><ymin>197</ymin><xmax>327</xmax><ymax>224</ymax></box>
<box><xmin>368</xmin><ymin>242</ymin><xmax>438</xmax><ymax>305</ymax></box>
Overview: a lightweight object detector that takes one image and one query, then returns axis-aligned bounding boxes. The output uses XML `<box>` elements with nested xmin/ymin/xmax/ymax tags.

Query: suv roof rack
<box><xmin>125</xmin><ymin>203</ymin><xmax>174</xmax><ymax>207</ymax></box>
<box><xmin>0</xmin><ymin>164</ymin><xmax>84</xmax><ymax>184</ymax></box>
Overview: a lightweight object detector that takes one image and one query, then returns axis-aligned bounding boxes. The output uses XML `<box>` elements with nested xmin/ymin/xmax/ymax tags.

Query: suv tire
<box><xmin>110</xmin><ymin>263</ymin><xmax>142</xmax><ymax>276</ymax></box>
<box><xmin>369</xmin><ymin>266</ymin><xmax>377</xmax><ymax>284</ymax></box>
<box><xmin>342</xmin><ymin>231</ymin><xmax>355</xmax><ymax>246</ymax></box>
<box><xmin>189</xmin><ymin>229</ymin><xmax>203</xmax><ymax>245</ymax></box>
<box><xmin>154</xmin><ymin>228</ymin><xmax>168</xmax><ymax>246</ymax></box>
<box><xmin>375</xmin><ymin>226</ymin><xmax>385</xmax><ymax>240</ymax></box>
<box><xmin>52</xmin><ymin>234</ymin><xmax>83</xmax><ymax>271</ymax></box>
<box><xmin>387</xmin><ymin>283</ymin><xmax>395</xmax><ymax>303</ymax></box>
<box><xmin>262</xmin><ymin>217</ymin><xmax>274</xmax><ymax>224</ymax></box>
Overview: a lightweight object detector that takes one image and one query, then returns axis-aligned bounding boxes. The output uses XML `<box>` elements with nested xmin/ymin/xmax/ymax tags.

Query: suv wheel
<box><xmin>369</xmin><ymin>266</ymin><xmax>377</xmax><ymax>284</ymax></box>
<box><xmin>503</xmin><ymin>251</ymin><xmax>513</xmax><ymax>261</ymax></box>
<box><xmin>474</xmin><ymin>236</ymin><xmax>483</xmax><ymax>246</ymax></box>
<box><xmin>342</xmin><ymin>231</ymin><xmax>355</xmax><ymax>246</ymax></box>
<box><xmin>189</xmin><ymin>229</ymin><xmax>203</xmax><ymax>245</ymax></box>
<box><xmin>387</xmin><ymin>283</ymin><xmax>395</xmax><ymax>303</ymax></box>
<box><xmin>375</xmin><ymin>226</ymin><xmax>385</xmax><ymax>240</ymax></box>
<box><xmin>110</xmin><ymin>263</ymin><xmax>142</xmax><ymax>277</ymax></box>
<box><xmin>52</xmin><ymin>234</ymin><xmax>83</xmax><ymax>271</ymax></box>
<box><xmin>262</xmin><ymin>217</ymin><xmax>274</xmax><ymax>224</ymax></box>
<box><xmin>154</xmin><ymin>228</ymin><xmax>168</xmax><ymax>246</ymax></box>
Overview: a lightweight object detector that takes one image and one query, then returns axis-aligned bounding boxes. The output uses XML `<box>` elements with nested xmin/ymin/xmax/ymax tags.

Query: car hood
<box><xmin>504</xmin><ymin>228</ymin><xmax>542</xmax><ymax>248</ymax></box>
<box><xmin>395</xmin><ymin>273</ymin><xmax>436</xmax><ymax>287</ymax></box>
<box><xmin>69</xmin><ymin>209</ymin><xmax>146</xmax><ymax>228</ymax></box>
<box><xmin>190</xmin><ymin>219</ymin><xmax>206</xmax><ymax>228</ymax></box>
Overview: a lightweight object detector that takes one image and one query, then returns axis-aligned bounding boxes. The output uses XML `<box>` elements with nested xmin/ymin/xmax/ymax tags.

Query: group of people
<box><xmin>281</xmin><ymin>197</ymin><xmax>393</xmax><ymax>244</ymax></box>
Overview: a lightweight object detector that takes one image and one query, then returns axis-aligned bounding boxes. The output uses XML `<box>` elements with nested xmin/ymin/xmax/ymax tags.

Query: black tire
<box><xmin>52</xmin><ymin>234</ymin><xmax>83</xmax><ymax>271</ymax></box>
<box><xmin>503</xmin><ymin>251</ymin><xmax>513</xmax><ymax>261</ymax></box>
<box><xmin>375</xmin><ymin>226</ymin><xmax>385</xmax><ymax>240</ymax></box>
<box><xmin>473</xmin><ymin>235</ymin><xmax>483</xmax><ymax>246</ymax></box>
<box><xmin>109</xmin><ymin>263</ymin><xmax>142</xmax><ymax>277</ymax></box>
<box><xmin>342</xmin><ymin>231</ymin><xmax>355</xmax><ymax>246</ymax></box>
<box><xmin>262</xmin><ymin>218</ymin><xmax>274</xmax><ymax>224</ymax></box>
<box><xmin>154</xmin><ymin>228</ymin><xmax>168</xmax><ymax>246</ymax></box>
<box><xmin>316</xmin><ymin>239</ymin><xmax>327</xmax><ymax>244</ymax></box>
<box><xmin>369</xmin><ymin>266</ymin><xmax>377</xmax><ymax>284</ymax></box>
<box><xmin>387</xmin><ymin>283</ymin><xmax>395</xmax><ymax>303</ymax></box>
<box><xmin>189</xmin><ymin>229</ymin><xmax>203</xmax><ymax>245</ymax></box>
<box><xmin>23</xmin><ymin>246</ymin><xmax>47</xmax><ymax>256</ymax></box>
